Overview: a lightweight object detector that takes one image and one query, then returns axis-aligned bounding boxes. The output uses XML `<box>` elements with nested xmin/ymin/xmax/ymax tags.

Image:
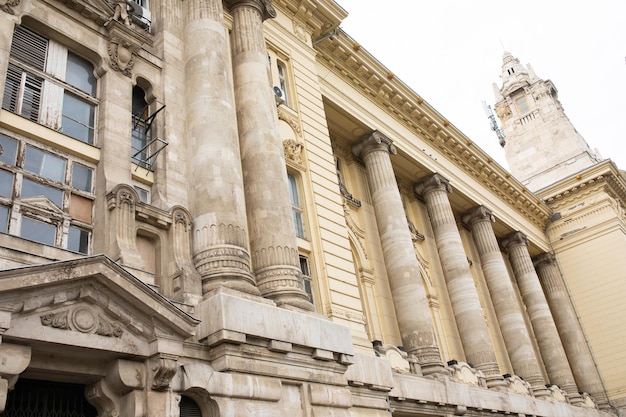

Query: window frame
<box><xmin>0</xmin><ymin>131</ymin><xmax>95</xmax><ymax>254</ymax></box>
<box><xmin>287</xmin><ymin>171</ymin><xmax>306</xmax><ymax>239</ymax></box>
<box><xmin>3</xmin><ymin>26</ymin><xmax>99</xmax><ymax>145</ymax></box>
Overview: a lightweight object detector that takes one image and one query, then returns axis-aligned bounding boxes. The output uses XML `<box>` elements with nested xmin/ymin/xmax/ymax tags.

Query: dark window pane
<box><xmin>21</xmin><ymin>178</ymin><xmax>63</xmax><ymax>207</ymax></box>
<box><xmin>24</xmin><ymin>145</ymin><xmax>66</xmax><ymax>182</ymax></box>
<box><xmin>288</xmin><ymin>173</ymin><xmax>300</xmax><ymax>206</ymax></box>
<box><xmin>66</xmin><ymin>53</ymin><xmax>96</xmax><ymax>96</ymax></box>
<box><xmin>0</xmin><ymin>134</ymin><xmax>18</xmax><ymax>165</ymax></box>
<box><xmin>3</xmin><ymin>64</ymin><xmax>42</xmax><ymax>122</ymax></box>
<box><xmin>62</xmin><ymin>93</ymin><xmax>95</xmax><ymax>144</ymax></box>
<box><xmin>20</xmin><ymin>216</ymin><xmax>56</xmax><ymax>245</ymax></box>
<box><xmin>0</xmin><ymin>205</ymin><xmax>8</xmax><ymax>233</ymax></box>
<box><xmin>72</xmin><ymin>162</ymin><xmax>93</xmax><ymax>192</ymax></box>
<box><xmin>0</xmin><ymin>170</ymin><xmax>14</xmax><ymax>198</ymax></box>
<box><xmin>68</xmin><ymin>226</ymin><xmax>89</xmax><ymax>254</ymax></box>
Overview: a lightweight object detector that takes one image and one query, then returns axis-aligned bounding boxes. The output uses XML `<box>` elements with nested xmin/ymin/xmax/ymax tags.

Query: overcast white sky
<box><xmin>335</xmin><ymin>0</ymin><xmax>626</xmax><ymax>171</ymax></box>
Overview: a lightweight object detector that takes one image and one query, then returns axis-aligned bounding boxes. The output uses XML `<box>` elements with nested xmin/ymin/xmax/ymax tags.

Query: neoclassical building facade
<box><xmin>0</xmin><ymin>0</ymin><xmax>624</xmax><ymax>416</ymax></box>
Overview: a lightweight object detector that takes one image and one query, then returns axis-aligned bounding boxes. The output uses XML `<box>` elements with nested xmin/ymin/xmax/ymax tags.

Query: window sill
<box><xmin>0</xmin><ymin>110</ymin><xmax>100</xmax><ymax>164</ymax></box>
<box><xmin>131</xmin><ymin>163</ymin><xmax>154</xmax><ymax>185</ymax></box>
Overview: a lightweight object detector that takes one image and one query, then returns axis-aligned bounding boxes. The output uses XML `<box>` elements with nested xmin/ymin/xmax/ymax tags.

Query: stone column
<box><xmin>0</xmin><ymin>13</ymin><xmax>16</xmax><ymax>103</ymax></box>
<box><xmin>415</xmin><ymin>175</ymin><xmax>503</xmax><ymax>387</ymax></box>
<box><xmin>352</xmin><ymin>131</ymin><xmax>445</xmax><ymax>376</ymax></box>
<box><xmin>501</xmin><ymin>232</ymin><xmax>583</xmax><ymax>404</ymax></box>
<box><xmin>185</xmin><ymin>0</ymin><xmax>258</xmax><ymax>297</ymax></box>
<box><xmin>463</xmin><ymin>206</ymin><xmax>548</xmax><ymax>397</ymax></box>
<box><xmin>534</xmin><ymin>253</ymin><xmax>609</xmax><ymax>408</ymax></box>
<box><xmin>226</xmin><ymin>0</ymin><xmax>312</xmax><ymax>311</ymax></box>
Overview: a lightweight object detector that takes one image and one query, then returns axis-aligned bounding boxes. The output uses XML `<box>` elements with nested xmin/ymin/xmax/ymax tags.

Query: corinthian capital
<box><xmin>500</xmin><ymin>231</ymin><xmax>528</xmax><ymax>250</ymax></box>
<box><xmin>462</xmin><ymin>205</ymin><xmax>494</xmax><ymax>227</ymax></box>
<box><xmin>225</xmin><ymin>0</ymin><xmax>276</xmax><ymax>20</ymax></box>
<box><xmin>414</xmin><ymin>173</ymin><xmax>451</xmax><ymax>196</ymax></box>
<box><xmin>533</xmin><ymin>252</ymin><xmax>555</xmax><ymax>269</ymax></box>
<box><xmin>352</xmin><ymin>130</ymin><xmax>397</xmax><ymax>159</ymax></box>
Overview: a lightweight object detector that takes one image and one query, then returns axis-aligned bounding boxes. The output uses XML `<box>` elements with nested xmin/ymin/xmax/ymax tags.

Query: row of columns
<box><xmin>180</xmin><ymin>0</ymin><xmax>607</xmax><ymax>406</ymax></box>
<box><xmin>184</xmin><ymin>0</ymin><xmax>312</xmax><ymax>310</ymax></box>
<box><xmin>353</xmin><ymin>130</ymin><xmax>606</xmax><ymax>407</ymax></box>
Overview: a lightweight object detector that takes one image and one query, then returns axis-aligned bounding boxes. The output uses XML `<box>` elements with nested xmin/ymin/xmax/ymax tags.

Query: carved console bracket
<box><xmin>0</xmin><ymin>343</ymin><xmax>31</xmax><ymax>412</ymax></box>
<box><xmin>151</xmin><ymin>355</ymin><xmax>178</xmax><ymax>391</ymax></box>
<box><xmin>86</xmin><ymin>359</ymin><xmax>146</xmax><ymax>417</ymax></box>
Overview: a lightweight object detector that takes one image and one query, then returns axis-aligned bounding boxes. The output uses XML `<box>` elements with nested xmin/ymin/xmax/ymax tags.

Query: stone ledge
<box><xmin>195</xmin><ymin>291</ymin><xmax>353</xmax><ymax>357</ymax></box>
<box><xmin>390</xmin><ymin>372</ymin><xmax>613</xmax><ymax>417</ymax></box>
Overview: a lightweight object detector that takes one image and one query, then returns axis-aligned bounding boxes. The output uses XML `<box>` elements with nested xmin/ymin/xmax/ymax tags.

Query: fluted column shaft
<box><xmin>416</xmin><ymin>175</ymin><xmax>502</xmax><ymax>386</ymax></box>
<box><xmin>463</xmin><ymin>207</ymin><xmax>548</xmax><ymax>396</ymax></box>
<box><xmin>502</xmin><ymin>232</ymin><xmax>582</xmax><ymax>404</ymax></box>
<box><xmin>353</xmin><ymin>132</ymin><xmax>445</xmax><ymax>375</ymax></box>
<box><xmin>185</xmin><ymin>0</ymin><xmax>258</xmax><ymax>297</ymax></box>
<box><xmin>226</xmin><ymin>0</ymin><xmax>312</xmax><ymax>311</ymax></box>
<box><xmin>534</xmin><ymin>253</ymin><xmax>608</xmax><ymax>408</ymax></box>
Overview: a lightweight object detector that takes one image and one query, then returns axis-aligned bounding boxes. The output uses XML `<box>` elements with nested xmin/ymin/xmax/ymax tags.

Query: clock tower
<box><xmin>493</xmin><ymin>52</ymin><xmax>599</xmax><ymax>191</ymax></box>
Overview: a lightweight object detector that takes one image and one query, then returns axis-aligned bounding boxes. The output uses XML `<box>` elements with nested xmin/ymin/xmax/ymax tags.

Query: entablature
<box><xmin>315</xmin><ymin>29</ymin><xmax>551</xmax><ymax>230</ymax></box>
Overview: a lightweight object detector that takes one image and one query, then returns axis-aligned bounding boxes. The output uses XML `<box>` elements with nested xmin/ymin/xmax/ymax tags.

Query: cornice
<box><xmin>315</xmin><ymin>29</ymin><xmax>550</xmax><ymax>228</ymax></box>
<box><xmin>537</xmin><ymin>160</ymin><xmax>626</xmax><ymax>210</ymax></box>
<box><xmin>272</xmin><ymin>0</ymin><xmax>346</xmax><ymax>38</ymax></box>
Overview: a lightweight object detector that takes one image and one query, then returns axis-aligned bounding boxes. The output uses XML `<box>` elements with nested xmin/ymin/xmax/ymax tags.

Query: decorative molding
<box><xmin>325</xmin><ymin>305</ymin><xmax>365</xmax><ymax>324</ymax></box>
<box><xmin>40</xmin><ymin>306</ymin><xmax>123</xmax><ymax>337</ymax></box>
<box><xmin>315</xmin><ymin>33</ymin><xmax>550</xmax><ymax>228</ymax></box>
<box><xmin>343</xmin><ymin>202</ymin><xmax>367</xmax><ymax>259</ymax></box>
<box><xmin>277</xmin><ymin>106</ymin><xmax>302</xmax><ymax>138</ymax></box>
<box><xmin>151</xmin><ymin>355</ymin><xmax>178</xmax><ymax>391</ymax></box>
<box><xmin>108</xmin><ymin>36</ymin><xmax>136</xmax><ymax>77</ymax></box>
<box><xmin>272</xmin><ymin>0</ymin><xmax>346</xmax><ymax>39</ymax></box>
<box><xmin>352</xmin><ymin>130</ymin><xmax>396</xmax><ymax>160</ymax></box>
<box><xmin>0</xmin><ymin>0</ymin><xmax>20</xmax><ymax>14</ymax></box>
<box><xmin>415</xmin><ymin>173</ymin><xmax>451</xmax><ymax>197</ymax></box>
<box><xmin>283</xmin><ymin>139</ymin><xmax>304</xmax><ymax>166</ymax></box>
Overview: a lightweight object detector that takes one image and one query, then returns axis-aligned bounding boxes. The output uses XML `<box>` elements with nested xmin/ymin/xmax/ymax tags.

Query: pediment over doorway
<box><xmin>0</xmin><ymin>255</ymin><xmax>199</xmax><ymax>358</ymax></box>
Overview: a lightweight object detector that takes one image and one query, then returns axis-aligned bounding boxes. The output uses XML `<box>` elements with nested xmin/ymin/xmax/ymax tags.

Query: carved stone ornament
<box><xmin>226</xmin><ymin>0</ymin><xmax>276</xmax><ymax>20</ymax></box>
<box><xmin>0</xmin><ymin>0</ymin><xmax>19</xmax><ymax>15</ymax></box>
<box><xmin>283</xmin><ymin>139</ymin><xmax>303</xmax><ymax>165</ymax></box>
<box><xmin>40</xmin><ymin>306</ymin><xmax>123</xmax><ymax>337</ymax></box>
<box><xmin>151</xmin><ymin>356</ymin><xmax>178</xmax><ymax>391</ymax></box>
<box><xmin>108</xmin><ymin>36</ymin><xmax>136</xmax><ymax>77</ymax></box>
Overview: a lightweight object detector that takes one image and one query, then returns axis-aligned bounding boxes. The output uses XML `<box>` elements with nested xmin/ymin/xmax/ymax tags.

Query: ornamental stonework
<box><xmin>40</xmin><ymin>306</ymin><xmax>123</xmax><ymax>337</ymax></box>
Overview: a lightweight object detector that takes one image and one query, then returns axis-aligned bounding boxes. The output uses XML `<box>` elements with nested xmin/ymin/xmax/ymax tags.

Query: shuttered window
<box><xmin>180</xmin><ymin>396</ymin><xmax>202</xmax><ymax>417</ymax></box>
<box><xmin>2</xmin><ymin>26</ymin><xmax>98</xmax><ymax>144</ymax></box>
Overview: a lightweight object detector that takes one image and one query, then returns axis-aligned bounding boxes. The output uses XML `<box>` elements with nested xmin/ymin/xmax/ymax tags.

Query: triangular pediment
<box><xmin>18</xmin><ymin>196</ymin><xmax>65</xmax><ymax>217</ymax></box>
<box><xmin>0</xmin><ymin>255</ymin><xmax>199</xmax><ymax>357</ymax></box>
<box><xmin>50</xmin><ymin>0</ymin><xmax>114</xmax><ymax>26</ymax></box>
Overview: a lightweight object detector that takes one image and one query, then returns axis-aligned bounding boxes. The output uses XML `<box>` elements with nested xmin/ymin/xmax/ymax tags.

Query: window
<box><xmin>134</xmin><ymin>185</ymin><xmax>150</xmax><ymax>203</ymax></box>
<box><xmin>515</xmin><ymin>96</ymin><xmax>530</xmax><ymax>115</ymax></box>
<box><xmin>0</xmin><ymin>132</ymin><xmax>94</xmax><ymax>253</ymax></box>
<box><xmin>129</xmin><ymin>0</ymin><xmax>152</xmax><ymax>29</ymax></box>
<box><xmin>288</xmin><ymin>172</ymin><xmax>305</xmax><ymax>238</ymax></box>
<box><xmin>268</xmin><ymin>49</ymin><xmax>291</xmax><ymax>106</ymax></box>
<box><xmin>130</xmin><ymin>85</ymin><xmax>167</xmax><ymax>170</ymax></box>
<box><xmin>132</xmin><ymin>86</ymin><xmax>149</xmax><ymax>167</ymax></box>
<box><xmin>299</xmin><ymin>255</ymin><xmax>314</xmax><ymax>305</ymax></box>
<box><xmin>180</xmin><ymin>396</ymin><xmax>202</xmax><ymax>417</ymax></box>
<box><xmin>3</xmin><ymin>26</ymin><xmax>97</xmax><ymax>144</ymax></box>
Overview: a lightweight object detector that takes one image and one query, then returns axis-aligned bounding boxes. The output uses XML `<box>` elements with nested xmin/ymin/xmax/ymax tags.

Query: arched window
<box><xmin>132</xmin><ymin>85</ymin><xmax>149</xmax><ymax>167</ymax></box>
<box><xmin>180</xmin><ymin>395</ymin><xmax>202</xmax><ymax>417</ymax></box>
